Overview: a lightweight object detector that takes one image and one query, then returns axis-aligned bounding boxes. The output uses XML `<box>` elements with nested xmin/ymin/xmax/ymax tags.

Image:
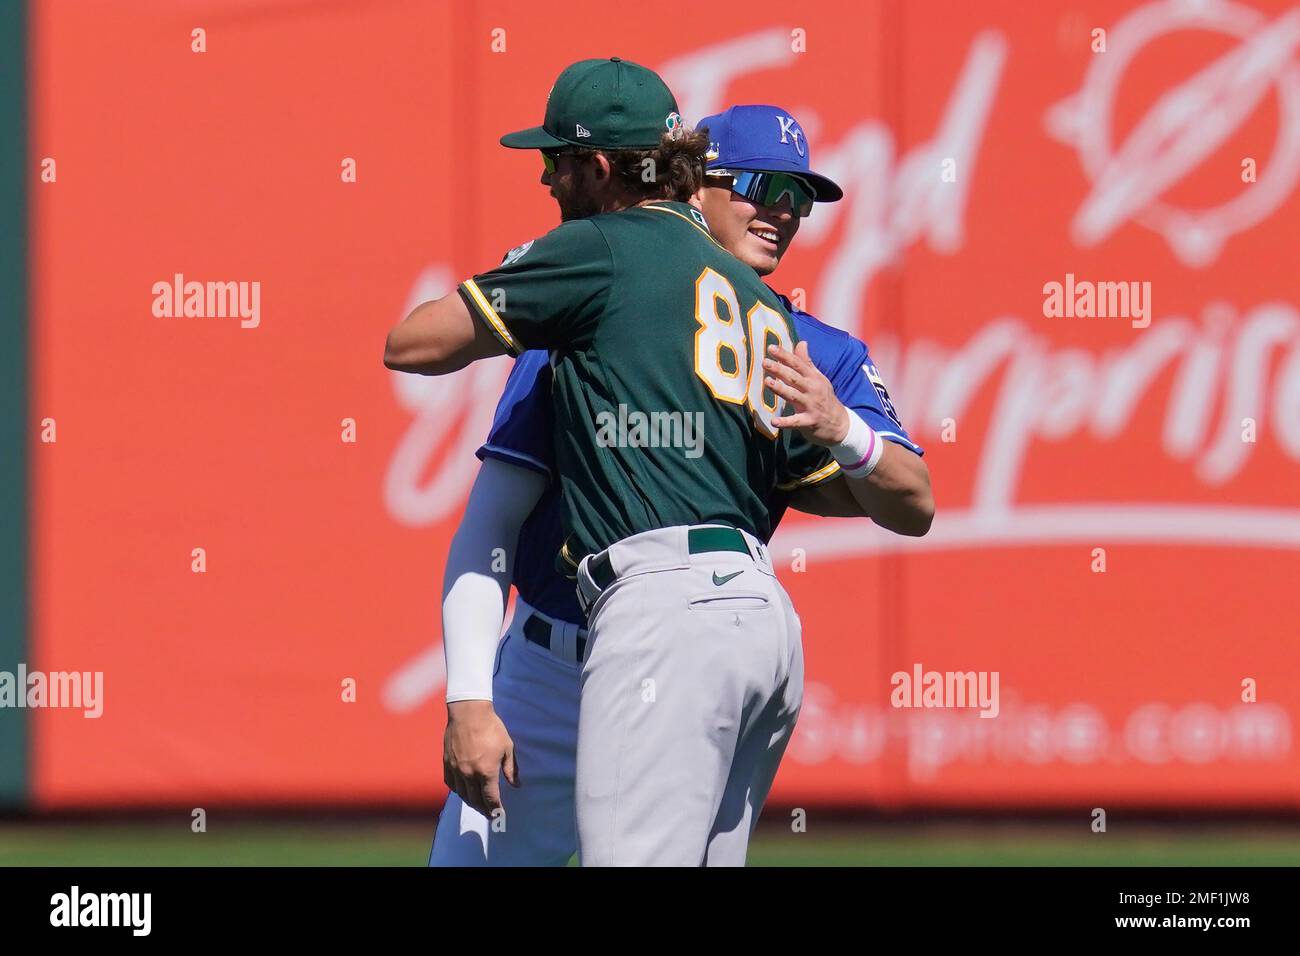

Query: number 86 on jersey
<box><xmin>693</xmin><ymin>267</ymin><xmax>793</xmax><ymax>438</ymax></box>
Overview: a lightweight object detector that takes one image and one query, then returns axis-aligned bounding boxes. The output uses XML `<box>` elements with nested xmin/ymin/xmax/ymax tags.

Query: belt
<box><xmin>581</xmin><ymin>526</ymin><xmax>753</xmax><ymax>608</ymax></box>
<box><xmin>522</xmin><ymin>610</ymin><xmax>588</xmax><ymax>664</ymax></box>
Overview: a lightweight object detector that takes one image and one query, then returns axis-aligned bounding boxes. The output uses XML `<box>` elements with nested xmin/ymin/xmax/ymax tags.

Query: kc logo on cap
<box><xmin>696</xmin><ymin>104</ymin><xmax>844</xmax><ymax>203</ymax></box>
<box><xmin>776</xmin><ymin>115</ymin><xmax>805</xmax><ymax>157</ymax></box>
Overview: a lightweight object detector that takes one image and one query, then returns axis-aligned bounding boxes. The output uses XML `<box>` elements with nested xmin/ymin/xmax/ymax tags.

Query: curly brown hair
<box><xmin>579</xmin><ymin>126</ymin><xmax>710</xmax><ymax>203</ymax></box>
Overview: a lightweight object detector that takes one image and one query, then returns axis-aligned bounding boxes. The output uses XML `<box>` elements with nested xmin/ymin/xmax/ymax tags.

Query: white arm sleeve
<box><xmin>442</xmin><ymin>456</ymin><xmax>548</xmax><ymax>703</ymax></box>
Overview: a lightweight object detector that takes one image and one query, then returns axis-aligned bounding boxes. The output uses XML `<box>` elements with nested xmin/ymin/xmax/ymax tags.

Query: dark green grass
<box><xmin>3</xmin><ymin>818</ymin><xmax>1298</xmax><ymax>866</ymax></box>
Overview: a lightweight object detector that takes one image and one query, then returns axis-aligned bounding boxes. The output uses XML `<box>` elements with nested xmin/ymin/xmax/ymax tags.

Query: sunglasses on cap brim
<box><xmin>709</xmin><ymin>169</ymin><xmax>817</xmax><ymax>217</ymax></box>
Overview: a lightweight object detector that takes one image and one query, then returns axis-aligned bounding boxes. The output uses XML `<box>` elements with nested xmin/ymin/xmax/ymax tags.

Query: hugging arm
<box><xmin>384</xmin><ymin>292</ymin><xmax>507</xmax><ymax>376</ymax></box>
<box><xmin>441</xmin><ymin>456</ymin><xmax>547</xmax><ymax>816</ymax></box>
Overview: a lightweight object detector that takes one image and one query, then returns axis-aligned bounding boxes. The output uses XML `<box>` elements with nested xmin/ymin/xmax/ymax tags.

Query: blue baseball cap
<box><xmin>697</xmin><ymin>104</ymin><xmax>843</xmax><ymax>202</ymax></box>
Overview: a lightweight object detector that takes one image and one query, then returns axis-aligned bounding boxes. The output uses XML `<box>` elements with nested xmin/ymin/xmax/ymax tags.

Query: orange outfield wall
<box><xmin>29</xmin><ymin>0</ymin><xmax>1300</xmax><ymax>808</ymax></box>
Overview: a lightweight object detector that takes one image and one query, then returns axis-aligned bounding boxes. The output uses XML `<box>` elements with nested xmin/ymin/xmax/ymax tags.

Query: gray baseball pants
<box><xmin>573</xmin><ymin>524</ymin><xmax>804</xmax><ymax>866</ymax></box>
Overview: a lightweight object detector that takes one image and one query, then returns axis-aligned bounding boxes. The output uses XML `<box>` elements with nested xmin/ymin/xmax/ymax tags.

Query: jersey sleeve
<box><xmin>457</xmin><ymin>220</ymin><xmax>614</xmax><ymax>355</ymax></box>
<box><xmin>840</xmin><ymin>342</ymin><xmax>924</xmax><ymax>457</ymax></box>
<box><xmin>776</xmin><ymin>434</ymin><xmax>840</xmax><ymax>492</ymax></box>
<box><xmin>476</xmin><ymin>350</ymin><xmax>556</xmax><ymax>480</ymax></box>
<box><xmin>774</xmin><ymin>310</ymin><xmax>926</xmax><ymax>491</ymax></box>
<box><xmin>796</xmin><ymin>308</ymin><xmax>925</xmax><ymax>458</ymax></box>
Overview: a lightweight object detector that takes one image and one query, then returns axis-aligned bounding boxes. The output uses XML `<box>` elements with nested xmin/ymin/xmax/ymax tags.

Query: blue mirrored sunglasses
<box><xmin>713</xmin><ymin>169</ymin><xmax>817</xmax><ymax>217</ymax></box>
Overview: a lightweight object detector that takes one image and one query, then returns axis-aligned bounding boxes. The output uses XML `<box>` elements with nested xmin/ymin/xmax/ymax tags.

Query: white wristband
<box><xmin>830</xmin><ymin>409</ymin><xmax>885</xmax><ymax>479</ymax></box>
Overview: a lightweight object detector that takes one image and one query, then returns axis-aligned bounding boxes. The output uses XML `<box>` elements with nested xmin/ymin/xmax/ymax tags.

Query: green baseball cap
<box><xmin>500</xmin><ymin>57</ymin><xmax>682</xmax><ymax>151</ymax></box>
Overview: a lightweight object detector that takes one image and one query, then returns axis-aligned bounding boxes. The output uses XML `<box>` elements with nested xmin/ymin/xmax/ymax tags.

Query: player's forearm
<box><xmin>841</xmin><ymin>441</ymin><xmax>934</xmax><ymax>536</ymax></box>
<box><xmin>384</xmin><ymin>294</ymin><xmax>504</xmax><ymax>375</ymax></box>
<box><xmin>441</xmin><ymin>458</ymin><xmax>547</xmax><ymax>702</ymax></box>
<box><xmin>441</xmin><ymin>550</ymin><xmax>510</xmax><ymax>703</ymax></box>
<box><xmin>789</xmin><ymin>443</ymin><xmax>933</xmax><ymax>531</ymax></box>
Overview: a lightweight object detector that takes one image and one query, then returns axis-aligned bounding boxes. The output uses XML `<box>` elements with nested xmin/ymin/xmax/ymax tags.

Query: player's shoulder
<box><xmin>590</xmin><ymin>200</ymin><xmax>717</xmax><ymax>251</ymax></box>
<box><xmin>774</xmin><ymin>293</ymin><xmax>869</xmax><ymax>361</ymax></box>
<box><xmin>503</xmin><ymin>217</ymin><xmax>608</xmax><ymax>265</ymax></box>
<box><xmin>598</xmin><ymin>199</ymin><xmax>708</xmax><ymax>227</ymax></box>
<box><xmin>776</xmin><ymin>294</ymin><xmax>858</xmax><ymax>342</ymax></box>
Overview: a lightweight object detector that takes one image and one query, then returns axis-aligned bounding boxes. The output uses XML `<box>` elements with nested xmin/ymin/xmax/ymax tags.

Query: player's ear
<box><xmin>590</xmin><ymin>151</ymin><xmax>613</xmax><ymax>182</ymax></box>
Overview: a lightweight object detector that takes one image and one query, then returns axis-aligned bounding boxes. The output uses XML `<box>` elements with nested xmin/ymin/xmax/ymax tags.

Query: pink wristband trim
<box><xmin>848</xmin><ymin>429</ymin><xmax>877</xmax><ymax>472</ymax></box>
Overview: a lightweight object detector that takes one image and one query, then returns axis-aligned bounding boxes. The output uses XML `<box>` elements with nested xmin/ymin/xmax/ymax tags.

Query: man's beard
<box><xmin>556</xmin><ymin>166</ymin><xmax>604</xmax><ymax>222</ymax></box>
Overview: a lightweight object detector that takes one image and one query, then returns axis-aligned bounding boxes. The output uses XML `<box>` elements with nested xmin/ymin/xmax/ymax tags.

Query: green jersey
<box><xmin>459</xmin><ymin>200</ymin><xmax>837</xmax><ymax>564</ymax></box>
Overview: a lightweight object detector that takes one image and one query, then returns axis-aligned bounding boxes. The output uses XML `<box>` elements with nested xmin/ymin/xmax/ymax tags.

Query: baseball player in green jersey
<box><xmin>385</xmin><ymin>58</ymin><xmax>861</xmax><ymax>865</ymax></box>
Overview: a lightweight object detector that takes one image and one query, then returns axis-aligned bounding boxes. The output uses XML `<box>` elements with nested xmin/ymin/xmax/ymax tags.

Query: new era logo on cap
<box><xmin>575</xmin><ymin>123</ymin><xmax>591</xmax><ymax>138</ymax></box>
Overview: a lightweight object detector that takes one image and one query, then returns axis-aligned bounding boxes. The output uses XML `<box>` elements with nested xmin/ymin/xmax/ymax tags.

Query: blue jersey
<box><xmin>476</xmin><ymin>302</ymin><xmax>924</xmax><ymax>624</ymax></box>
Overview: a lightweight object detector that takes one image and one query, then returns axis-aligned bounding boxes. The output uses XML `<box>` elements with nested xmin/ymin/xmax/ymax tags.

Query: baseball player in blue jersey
<box><xmin>427</xmin><ymin>104</ymin><xmax>932</xmax><ymax>866</ymax></box>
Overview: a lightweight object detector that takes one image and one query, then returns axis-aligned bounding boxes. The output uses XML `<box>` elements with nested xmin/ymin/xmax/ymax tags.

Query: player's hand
<box><xmin>443</xmin><ymin>699</ymin><xmax>519</xmax><ymax>819</ymax></box>
<box><xmin>764</xmin><ymin>341</ymin><xmax>850</xmax><ymax>446</ymax></box>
